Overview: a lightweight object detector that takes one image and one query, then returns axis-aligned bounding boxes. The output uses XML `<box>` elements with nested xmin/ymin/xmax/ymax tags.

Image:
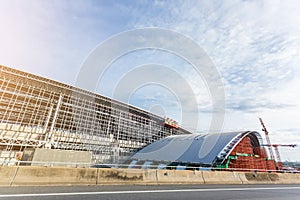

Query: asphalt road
<box><xmin>1</xmin><ymin>184</ymin><xmax>300</xmax><ymax>200</ymax></box>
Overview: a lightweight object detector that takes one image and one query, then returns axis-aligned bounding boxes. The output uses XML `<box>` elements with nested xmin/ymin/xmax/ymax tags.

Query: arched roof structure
<box><xmin>131</xmin><ymin>131</ymin><xmax>262</xmax><ymax>166</ymax></box>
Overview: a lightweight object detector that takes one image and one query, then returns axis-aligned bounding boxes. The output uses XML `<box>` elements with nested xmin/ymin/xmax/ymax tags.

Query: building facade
<box><xmin>0</xmin><ymin>65</ymin><xmax>191</xmax><ymax>165</ymax></box>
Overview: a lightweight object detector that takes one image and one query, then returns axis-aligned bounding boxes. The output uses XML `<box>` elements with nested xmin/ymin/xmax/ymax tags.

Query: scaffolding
<box><xmin>0</xmin><ymin>65</ymin><xmax>190</xmax><ymax>164</ymax></box>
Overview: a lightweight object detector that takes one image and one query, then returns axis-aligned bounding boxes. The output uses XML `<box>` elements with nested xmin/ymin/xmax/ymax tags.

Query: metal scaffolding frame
<box><xmin>0</xmin><ymin>65</ymin><xmax>191</xmax><ymax>164</ymax></box>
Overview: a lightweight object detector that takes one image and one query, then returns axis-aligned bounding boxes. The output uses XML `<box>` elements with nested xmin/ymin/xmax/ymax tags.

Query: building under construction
<box><xmin>129</xmin><ymin>131</ymin><xmax>279</xmax><ymax>171</ymax></box>
<box><xmin>0</xmin><ymin>65</ymin><xmax>295</xmax><ymax>171</ymax></box>
<box><xmin>0</xmin><ymin>65</ymin><xmax>190</xmax><ymax>165</ymax></box>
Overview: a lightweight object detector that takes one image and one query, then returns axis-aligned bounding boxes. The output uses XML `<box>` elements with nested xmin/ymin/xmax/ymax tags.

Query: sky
<box><xmin>0</xmin><ymin>0</ymin><xmax>300</xmax><ymax>161</ymax></box>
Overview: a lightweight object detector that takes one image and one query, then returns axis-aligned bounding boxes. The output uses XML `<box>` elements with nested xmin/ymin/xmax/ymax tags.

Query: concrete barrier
<box><xmin>0</xmin><ymin>166</ymin><xmax>18</xmax><ymax>186</ymax></box>
<box><xmin>97</xmin><ymin>168</ymin><xmax>157</xmax><ymax>185</ymax></box>
<box><xmin>276</xmin><ymin>173</ymin><xmax>300</xmax><ymax>184</ymax></box>
<box><xmin>28</xmin><ymin>149</ymin><xmax>92</xmax><ymax>167</ymax></box>
<box><xmin>229</xmin><ymin>172</ymin><xmax>300</xmax><ymax>184</ymax></box>
<box><xmin>235</xmin><ymin>172</ymin><xmax>249</xmax><ymax>184</ymax></box>
<box><xmin>2</xmin><ymin>166</ymin><xmax>300</xmax><ymax>186</ymax></box>
<box><xmin>241</xmin><ymin>172</ymin><xmax>273</xmax><ymax>184</ymax></box>
<box><xmin>12</xmin><ymin>166</ymin><xmax>97</xmax><ymax>186</ymax></box>
<box><xmin>143</xmin><ymin>169</ymin><xmax>158</xmax><ymax>184</ymax></box>
<box><xmin>202</xmin><ymin>171</ymin><xmax>242</xmax><ymax>184</ymax></box>
<box><xmin>156</xmin><ymin>170</ymin><xmax>204</xmax><ymax>184</ymax></box>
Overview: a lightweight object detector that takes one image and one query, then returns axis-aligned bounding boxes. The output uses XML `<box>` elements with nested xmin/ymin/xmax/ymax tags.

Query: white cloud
<box><xmin>131</xmin><ymin>0</ymin><xmax>300</xmax><ymax>160</ymax></box>
<box><xmin>1</xmin><ymin>0</ymin><xmax>300</xmax><ymax>160</ymax></box>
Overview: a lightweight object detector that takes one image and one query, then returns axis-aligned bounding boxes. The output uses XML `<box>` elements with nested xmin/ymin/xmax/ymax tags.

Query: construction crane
<box><xmin>260</xmin><ymin>144</ymin><xmax>297</xmax><ymax>170</ymax></box>
<box><xmin>259</xmin><ymin>118</ymin><xmax>276</xmax><ymax>161</ymax></box>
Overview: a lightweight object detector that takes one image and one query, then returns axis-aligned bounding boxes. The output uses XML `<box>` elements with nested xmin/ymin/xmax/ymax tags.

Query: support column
<box><xmin>45</xmin><ymin>94</ymin><xmax>63</xmax><ymax>149</ymax></box>
<box><xmin>43</xmin><ymin>104</ymin><xmax>53</xmax><ymax>134</ymax></box>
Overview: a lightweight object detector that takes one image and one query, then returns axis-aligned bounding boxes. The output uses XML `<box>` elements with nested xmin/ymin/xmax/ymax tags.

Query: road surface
<box><xmin>1</xmin><ymin>184</ymin><xmax>300</xmax><ymax>200</ymax></box>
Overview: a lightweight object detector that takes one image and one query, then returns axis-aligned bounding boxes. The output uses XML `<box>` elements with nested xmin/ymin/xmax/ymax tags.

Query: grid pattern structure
<box><xmin>0</xmin><ymin>65</ymin><xmax>190</xmax><ymax>164</ymax></box>
<box><xmin>228</xmin><ymin>137</ymin><xmax>277</xmax><ymax>171</ymax></box>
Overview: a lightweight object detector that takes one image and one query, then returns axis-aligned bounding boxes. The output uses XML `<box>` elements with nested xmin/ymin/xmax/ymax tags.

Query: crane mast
<box><xmin>259</xmin><ymin>118</ymin><xmax>276</xmax><ymax>161</ymax></box>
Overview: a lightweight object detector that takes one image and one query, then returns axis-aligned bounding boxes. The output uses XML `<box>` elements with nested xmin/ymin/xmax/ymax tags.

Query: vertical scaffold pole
<box><xmin>45</xmin><ymin>94</ymin><xmax>63</xmax><ymax>149</ymax></box>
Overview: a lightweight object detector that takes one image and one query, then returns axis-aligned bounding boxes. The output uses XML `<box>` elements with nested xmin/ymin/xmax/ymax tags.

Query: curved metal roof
<box><xmin>131</xmin><ymin>131</ymin><xmax>262</xmax><ymax>166</ymax></box>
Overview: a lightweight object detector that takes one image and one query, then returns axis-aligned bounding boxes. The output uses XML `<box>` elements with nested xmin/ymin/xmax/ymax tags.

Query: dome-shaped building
<box><xmin>128</xmin><ymin>131</ymin><xmax>277</xmax><ymax>171</ymax></box>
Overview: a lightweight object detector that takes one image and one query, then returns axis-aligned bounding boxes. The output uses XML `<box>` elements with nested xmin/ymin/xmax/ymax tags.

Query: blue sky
<box><xmin>0</xmin><ymin>0</ymin><xmax>300</xmax><ymax>161</ymax></box>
